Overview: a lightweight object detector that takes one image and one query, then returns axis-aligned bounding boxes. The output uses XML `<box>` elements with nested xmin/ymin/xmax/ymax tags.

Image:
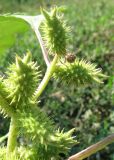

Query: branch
<box><xmin>0</xmin><ymin>133</ymin><xmax>8</xmax><ymax>143</ymax></box>
<box><xmin>35</xmin><ymin>54</ymin><xmax>58</xmax><ymax>99</ymax></box>
<box><xmin>68</xmin><ymin>134</ymin><xmax>114</xmax><ymax>160</ymax></box>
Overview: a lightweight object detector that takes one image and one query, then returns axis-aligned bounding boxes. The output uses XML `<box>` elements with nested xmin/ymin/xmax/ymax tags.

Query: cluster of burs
<box><xmin>0</xmin><ymin>7</ymin><xmax>106</xmax><ymax>160</ymax></box>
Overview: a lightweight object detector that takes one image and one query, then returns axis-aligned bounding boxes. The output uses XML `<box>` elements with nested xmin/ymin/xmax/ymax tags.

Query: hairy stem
<box><xmin>35</xmin><ymin>54</ymin><xmax>58</xmax><ymax>99</ymax></box>
<box><xmin>6</xmin><ymin>117</ymin><xmax>18</xmax><ymax>159</ymax></box>
<box><xmin>68</xmin><ymin>134</ymin><xmax>114</xmax><ymax>160</ymax></box>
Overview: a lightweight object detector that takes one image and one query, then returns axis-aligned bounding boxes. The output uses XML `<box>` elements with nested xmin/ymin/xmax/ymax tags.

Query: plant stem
<box><xmin>0</xmin><ymin>133</ymin><xmax>8</xmax><ymax>144</ymax></box>
<box><xmin>35</xmin><ymin>54</ymin><xmax>58</xmax><ymax>99</ymax></box>
<box><xmin>6</xmin><ymin>117</ymin><xmax>18</xmax><ymax>159</ymax></box>
<box><xmin>68</xmin><ymin>134</ymin><xmax>114</xmax><ymax>160</ymax></box>
<box><xmin>34</xmin><ymin>27</ymin><xmax>50</xmax><ymax>67</ymax></box>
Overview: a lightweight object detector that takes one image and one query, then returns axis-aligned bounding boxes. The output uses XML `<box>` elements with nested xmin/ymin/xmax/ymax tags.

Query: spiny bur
<box><xmin>54</xmin><ymin>58</ymin><xmax>107</xmax><ymax>87</ymax></box>
<box><xmin>41</xmin><ymin>7</ymin><xmax>70</xmax><ymax>56</ymax></box>
<box><xmin>4</xmin><ymin>52</ymin><xmax>41</xmax><ymax>109</ymax></box>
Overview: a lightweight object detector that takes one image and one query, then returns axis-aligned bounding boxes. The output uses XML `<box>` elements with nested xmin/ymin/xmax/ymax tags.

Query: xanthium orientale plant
<box><xmin>0</xmin><ymin>7</ymin><xmax>110</xmax><ymax>160</ymax></box>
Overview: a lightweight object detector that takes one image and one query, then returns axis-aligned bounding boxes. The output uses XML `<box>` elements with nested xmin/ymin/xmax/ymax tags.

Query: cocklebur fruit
<box><xmin>41</xmin><ymin>7</ymin><xmax>70</xmax><ymax>56</ymax></box>
<box><xmin>54</xmin><ymin>58</ymin><xmax>107</xmax><ymax>87</ymax></box>
<box><xmin>4</xmin><ymin>52</ymin><xmax>41</xmax><ymax>109</ymax></box>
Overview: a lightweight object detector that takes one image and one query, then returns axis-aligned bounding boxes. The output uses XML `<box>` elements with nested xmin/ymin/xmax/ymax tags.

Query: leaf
<box><xmin>0</xmin><ymin>15</ymin><xmax>29</xmax><ymax>57</ymax></box>
<box><xmin>0</xmin><ymin>14</ymin><xmax>43</xmax><ymax>59</ymax></box>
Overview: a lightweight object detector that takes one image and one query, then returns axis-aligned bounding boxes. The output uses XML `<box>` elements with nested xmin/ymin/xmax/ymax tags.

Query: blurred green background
<box><xmin>0</xmin><ymin>0</ymin><xmax>114</xmax><ymax>159</ymax></box>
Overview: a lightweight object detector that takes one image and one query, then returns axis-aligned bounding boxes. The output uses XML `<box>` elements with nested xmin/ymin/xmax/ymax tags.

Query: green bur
<box><xmin>4</xmin><ymin>52</ymin><xmax>40</xmax><ymax>109</ymax></box>
<box><xmin>54</xmin><ymin>58</ymin><xmax>107</xmax><ymax>87</ymax></box>
<box><xmin>0</xmin><ymin>53</ymin><xmax>77</xmax><ymax>160</ymax></box>
<box><xmin>41</xmin><ymin>7</ymin><xmax>69</xmax><ymax>56</ymax></box>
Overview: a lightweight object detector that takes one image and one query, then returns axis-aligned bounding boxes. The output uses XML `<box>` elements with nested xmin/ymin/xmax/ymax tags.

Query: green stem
<box><xmin>68</xmin><ymin>134</ymin><xmax>114</xmax><ymax>160</ymax></box>
<box><xmin>35</xmin><ymin>54</ymin><xmax>58</xmax><ymax>99</ymax></box>
<box><xmin>6</xmin><ymin>117</ymin><xmax>18</xmax><ymax>159</ymax></box>
<box><xmin>0</xmin><ymin>133</ymin><xmax>8</xmax><ymax>144</ymax></box>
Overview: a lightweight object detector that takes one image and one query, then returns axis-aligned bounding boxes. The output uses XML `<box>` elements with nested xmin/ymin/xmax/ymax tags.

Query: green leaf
<box><xmin>0</xmin><ymin>14</ymin><xmax>43</xmax><ymax>59</ymax></box>
<box><xmin>0</xmin><ymin>15</ymin><xmax>29</xmax><ymax>57</ymax></box>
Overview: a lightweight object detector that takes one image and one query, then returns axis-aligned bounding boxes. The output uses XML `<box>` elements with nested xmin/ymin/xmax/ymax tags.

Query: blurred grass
<box><xmin>0</xmin><ymin>0</ymin><xmax>114</xmax><ymax>160</ymax></box>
